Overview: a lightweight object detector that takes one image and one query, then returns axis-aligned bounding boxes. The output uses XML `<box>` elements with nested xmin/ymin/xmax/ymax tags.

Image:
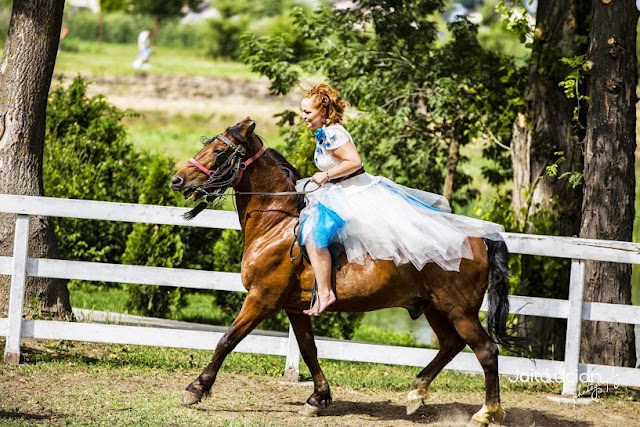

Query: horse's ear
<box><xmin>240</xmin><ymin>117</ymin><xmax>256</xmax><ymax>137</ymax></box>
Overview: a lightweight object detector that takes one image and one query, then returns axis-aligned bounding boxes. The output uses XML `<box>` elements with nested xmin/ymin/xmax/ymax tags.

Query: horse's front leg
<box><xmin>182</xmin><ymin>290</ymin><xmax>276</xmax><ymax>405</ymax></box>
<box><xmin>287</xmin><ymin>311</ymin><xmax>332</xmax><ymax>416</ymax></box>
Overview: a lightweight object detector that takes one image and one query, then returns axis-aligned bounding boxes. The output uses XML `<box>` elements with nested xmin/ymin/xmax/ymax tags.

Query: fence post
<box><xmin>283</xmin><ymin>323</ymin><xmax>300</xmax><ymax>381</ymax></box>
<box><xmin>562</xmin><ymin>258</ymin><xmax>585</xmax><ymax>395</ymax></box>
<box><xmin>4</xmin><ymin>214</ymin><xmax>30</xmax><ymax>364</ymax></box>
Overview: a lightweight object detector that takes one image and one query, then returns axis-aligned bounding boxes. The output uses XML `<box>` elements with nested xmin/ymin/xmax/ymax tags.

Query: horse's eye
<box><xmin>213</xmin><ymin>149</ymin><xmax>224</xmax><ymax>154</ymax></box>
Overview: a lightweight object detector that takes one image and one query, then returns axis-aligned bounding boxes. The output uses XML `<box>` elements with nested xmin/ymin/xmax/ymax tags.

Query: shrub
<box><xmin>156</xmin><ymin>20</ymin><xmax>210</xmax><ymax>49</ymax></box>
<box><xmin>44</xmin><ymin>76</ymin><xmax>146</xmax><ymax>267</ymax></box>
<box><xmin>122</xmin><ymin>155</ymin><xmax>186</xmax><ymax>317</ymax></box>
<box><xmin>206</xmin><ymin>16</ymin><xmax>249</xmax><ymax>60</ymax></box>
<box><xmin>102</xmin><ymin>12</ymin><xmax>151</xmax><ymax>44</ymax></box>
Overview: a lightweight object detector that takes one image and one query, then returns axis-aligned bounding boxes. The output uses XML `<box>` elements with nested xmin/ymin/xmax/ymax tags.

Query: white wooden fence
<box><xmin>1</xmin><ymin>194</ymin><xmax>640</xmax><ymax>396</ymax></box>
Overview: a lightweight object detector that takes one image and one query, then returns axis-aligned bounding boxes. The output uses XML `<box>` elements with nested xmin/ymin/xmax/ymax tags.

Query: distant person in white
<box><xmin>133</xmin><ymin>30</ymin><xmax>152</xmax><ymax>70</ymax></box>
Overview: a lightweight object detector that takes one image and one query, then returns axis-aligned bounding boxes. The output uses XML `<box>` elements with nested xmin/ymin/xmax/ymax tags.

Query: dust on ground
<box><xmin>1</xmin><ymin>342</ymin><xmax>638</xmax><ymax>426</ymax></box>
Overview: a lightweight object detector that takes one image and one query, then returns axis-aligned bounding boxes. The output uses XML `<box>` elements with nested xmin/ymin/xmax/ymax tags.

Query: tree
<box><xmin>242</xmin><ymin>1</ymin><xmax>520</xmax><ymax>209</ymax></box>
<box><xmin>101</xmin><ymin>0</ymin><xmax>196</xmax><ymax>15</ymax></box>
<box><xmin>510</xmin><ymin>0</ymin><xmax>589</xmax><ymax>233</ymax></box>
<box><xmin>506</xmin><ymin>0</ymin><xmax>591</xmax><ymax>359</ymax></box>
<box><xmin>101</xmin><ymin>0</ymin><xmax>200</xmax><ymax>39</ymax></box>
<box><xmin>0</xmin><ymin>0</ymin><xmax>71</xmax><ymax>319</ymax></box>
<box><xmin>579</xmin><ymin>0</ymin><xmax>637</xmax><ymax>367</ymax></box>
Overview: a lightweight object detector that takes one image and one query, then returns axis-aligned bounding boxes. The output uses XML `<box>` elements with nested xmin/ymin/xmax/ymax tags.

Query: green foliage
<box><xmin>206</xmin><ymin>0</ymin><xmax>251</xmax><ymax>59</ymax></box>
<box><xmin>545</xmin><ymin>55</ymin><xmax>589</xmax><ymax>189</ymax></box>
<box><xmin>44</xmin><ymin>77</ymin><xmax>145</xmax><ymax>267</ymax></box>
<box><xmin>155</xmin><ymin>20</ymin><xmax>210</xmax><ymax>49</ymax></box>
<box><xmin>62</xmin><ymin>10</ymin><xmax>209</xmax><ymax>49</ymax></box>
<box><xmin>241</xmin><ymin>34</ymin><xmax>300</xmax><ymax>93</ymax></box>
<box><xmin>495</xmin><ymin>0</ymin><xmax>534</xmax><ymax>44</ymax></box>
<box><xmin>351</xmin><ymin>324</ymin><xmax>419</xmax><ymax>347</ymax></box>
<box><xmin>63</xmin><ymin>9</ymin><xmax>152</xmax><ymax>44</ymax></box>
<box><xmin>0</xmin><ymin>7</ymin><xmax>11</xmax><ymax>44</ymax></box>
<box><xmin>242</xmin><ymin>2</ymin><xmax>523</xmax><ymax>204</ymax></box>
<box><xmin>101</xmin><ymin>0</ymin><xmax>199</xmax><ymax>16</ymax></box>
<box><xmin>279</xmin><ymin>121</ymin><xmax>317</xmax><ymax>177</ymax></box>
<box><xmin>100</xmin><ymin>0</ymin><xmax>127</xmax><ymax>12</ymax></box>
<box><xmin>121</xmin><ymin>156</ymin><xmax>186</xmax><ymax>317</ymax></box>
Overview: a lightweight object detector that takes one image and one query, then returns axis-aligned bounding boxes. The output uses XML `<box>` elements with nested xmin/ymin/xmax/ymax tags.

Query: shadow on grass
<box><xmin>0</xmin><ymin>409</ymin><xmax>55</xmax><ymax>422</ymax></box>
<box><xmin>20</xmin><ymin>345</ymin><xmax>101</xmax><ymax>366</ymax></box>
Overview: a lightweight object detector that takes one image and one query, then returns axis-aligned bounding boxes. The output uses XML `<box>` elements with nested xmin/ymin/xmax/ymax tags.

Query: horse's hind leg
<box><xmin>182</xmin><ymin>291</ymin><xmax>275</xmax><ymax>405</ymax></box>
<box><xmin>287</xmin><ymin>311</ymin><xmax>331</xmax><ymax>416</ymax></box>
<box><xmin>406</xmin><ymin>309</ymin><xmax>465</xmax><ymax>415</ymax></box>
<box><xmin>451</xmin><ymin>315</ymin><xmax>505</xmax><ymax>426</ymax></box>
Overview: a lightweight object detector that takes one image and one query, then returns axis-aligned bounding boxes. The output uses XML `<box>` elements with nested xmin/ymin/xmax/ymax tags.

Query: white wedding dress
<box><xmin>296</xmin><ymin>124</ymin><xmax>504</xmax><ymax>272</ymax></box>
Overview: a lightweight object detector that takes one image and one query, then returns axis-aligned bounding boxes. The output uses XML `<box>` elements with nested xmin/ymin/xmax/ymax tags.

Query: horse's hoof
<box><xmin>406</xmin><ymin>389</ymin><xmax>425</xmax><ymax>415</ymax></box>
<box><xmin>181</xmin><ymin>390</ymin><xmax>203</xmax><ymax>406</ymax></box>
<box><xmin>468</xmin><ymin>404</ymin><xmax>506</xmax><ymax>426</ymax></box>
<box><xmin>298</xmin><ymin>402</ymin><xmax>322</xmax><ymax>417</ymax></box>
<box><xmin>493</xmin><ymin>406</ymin><xmax>506</xmax><ymax>423</ymax></box>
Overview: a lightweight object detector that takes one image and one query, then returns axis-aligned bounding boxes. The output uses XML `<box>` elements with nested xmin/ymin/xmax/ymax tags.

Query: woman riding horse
<box><xmin>170</xmin><ymin>116</ymin><xmax>513</xmax><ymax>426</ymax></box>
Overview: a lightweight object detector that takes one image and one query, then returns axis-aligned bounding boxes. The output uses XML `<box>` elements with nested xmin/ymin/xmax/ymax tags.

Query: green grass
<box><xmin>55</xmin><ymin>40</ymin><xmax>256</xmax><ymax>79</ymax></box>
<box><xmin>0</xmin><ymin>338</ymin><xmax>561</xmax><ymax>395</ymax></box>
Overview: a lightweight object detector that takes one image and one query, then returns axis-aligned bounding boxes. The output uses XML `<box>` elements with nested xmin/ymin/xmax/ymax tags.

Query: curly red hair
<box><xmin>303</xmin><ymin>84</ymin><xmax>346</xmax><ymax>125</ymax></box>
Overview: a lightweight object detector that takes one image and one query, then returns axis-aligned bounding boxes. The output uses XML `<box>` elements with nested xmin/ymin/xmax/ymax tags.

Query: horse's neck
<box><xmin>235</xmin><ymin>152</ymin><xmax>299</xmax><ymax>237</ymax></box>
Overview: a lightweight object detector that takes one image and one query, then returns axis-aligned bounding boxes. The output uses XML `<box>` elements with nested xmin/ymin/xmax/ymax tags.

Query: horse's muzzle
<box><xmin>170</xmin><ymin>175</ymin><xmax>184</xmax><ymax>191</ymax></box>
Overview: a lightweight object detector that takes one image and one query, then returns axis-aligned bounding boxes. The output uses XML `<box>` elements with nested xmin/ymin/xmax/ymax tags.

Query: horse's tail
<box><xmin>484</xmin><ymin>236</ymin><xmax>519</xmax><ymax>351</ymax></box>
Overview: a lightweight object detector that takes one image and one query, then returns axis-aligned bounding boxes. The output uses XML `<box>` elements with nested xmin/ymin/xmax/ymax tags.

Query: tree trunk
<box><xmin>579</xmin><ymin>0</ymin><xmax>637</xmax><ymax>367</ymax></box>
<box><xmin>510</xmin><ymin>112</ymin><xmax>531</xmax><ymax>217</ymax></box>
<box><xmin>0</xmin><ymin>0</ymin><xmax>71</xmax><ymax>319</ymax></box>
<box><xmin>513</xmin><ymin>0</ymin><xmax>589</xmax><ymax>234</ymax></box>
<box><xmin>443</xmin><ymin>124</ymin><xmax>461</xmax><ymax>203</ymax></box>
<box><xmin>510</xmin><ymin>0</ymin><xmax>591</xmax><ymax>360</ymax></box>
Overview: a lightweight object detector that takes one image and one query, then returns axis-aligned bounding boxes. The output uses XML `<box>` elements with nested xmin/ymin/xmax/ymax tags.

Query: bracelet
<box><xmin>326</xmin><ymin>170</ymin><xmax>330</xmax><ymax>180</ymax></box>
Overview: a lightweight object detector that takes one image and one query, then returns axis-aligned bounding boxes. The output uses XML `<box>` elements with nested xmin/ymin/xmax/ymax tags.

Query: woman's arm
<box><xmin>310</xmin><ymin>142</ymin><xmax>362</xmax><ymax>185</ymax></box>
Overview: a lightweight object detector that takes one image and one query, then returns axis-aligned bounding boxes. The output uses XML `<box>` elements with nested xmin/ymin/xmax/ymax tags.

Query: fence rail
<box><xmin>1</xmin><ymin>194</ymin><xmax>640</xmax><ymax>396</ymax></box>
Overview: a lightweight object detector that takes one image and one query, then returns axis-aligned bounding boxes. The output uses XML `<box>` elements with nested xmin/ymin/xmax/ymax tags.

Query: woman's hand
<box><xmin>310</xmin><ymin>170</ymin><xmax>330</xmax><ymax>186</ymax></box>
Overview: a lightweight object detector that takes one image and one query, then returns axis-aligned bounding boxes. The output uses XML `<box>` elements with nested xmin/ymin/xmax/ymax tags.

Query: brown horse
<box><xmin>170</xmin><ymin>118</ymin><xmax>513</xmax><ymax>426</ymax></box>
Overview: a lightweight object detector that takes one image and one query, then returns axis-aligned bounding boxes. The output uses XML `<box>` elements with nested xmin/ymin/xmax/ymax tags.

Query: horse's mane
<box><xmin>265</xmin><ymin>148</ymin><xmax>305</xmax><ymax>212</ymax></box>
<box><xmin>227</xmin><ymin>124</ymin><xmax>305</xmax><ymax>211</ymax></box>
<box><xmin>265</xmin><ymin>148</ymin><xmax>302</xmax><ymax>181</ymax></box>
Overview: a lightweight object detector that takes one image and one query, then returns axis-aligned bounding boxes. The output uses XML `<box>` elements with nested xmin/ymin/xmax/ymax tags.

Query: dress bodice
<box><xmin>313</xmin><ymin>124</ymin><xmax>354</xmax><ymax>171</ymax></box>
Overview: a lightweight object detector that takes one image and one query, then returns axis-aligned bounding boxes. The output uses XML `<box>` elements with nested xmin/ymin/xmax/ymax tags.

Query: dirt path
<box><xmin>2</xmin><ymin>360</ymin><xmax>639</xmax><ymax>426</ymax></box>
<box><xmin>78</xmin><ymin>73</ymin><xmax>303</xmax><ymax>122</ymax></box>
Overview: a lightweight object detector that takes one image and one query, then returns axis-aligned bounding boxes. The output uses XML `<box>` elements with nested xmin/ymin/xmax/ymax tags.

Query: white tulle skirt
<box><xmin>295</xmin><ymin>173</ymin><xmax>504</xmax><ymax>272</ymax></box>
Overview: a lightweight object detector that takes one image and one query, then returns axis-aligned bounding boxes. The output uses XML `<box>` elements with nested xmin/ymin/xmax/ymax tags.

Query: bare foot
<box><xmin>304</xmin><ymin>292</ymin><xmax>336</xmax><ymax>316</ymax></box>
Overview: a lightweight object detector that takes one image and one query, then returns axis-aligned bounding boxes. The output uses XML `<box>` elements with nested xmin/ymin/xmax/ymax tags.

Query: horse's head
<box><xmin>170</xmin><ymin>117</ymin><xmax>259</xmax><ymax>205</ymax></box>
